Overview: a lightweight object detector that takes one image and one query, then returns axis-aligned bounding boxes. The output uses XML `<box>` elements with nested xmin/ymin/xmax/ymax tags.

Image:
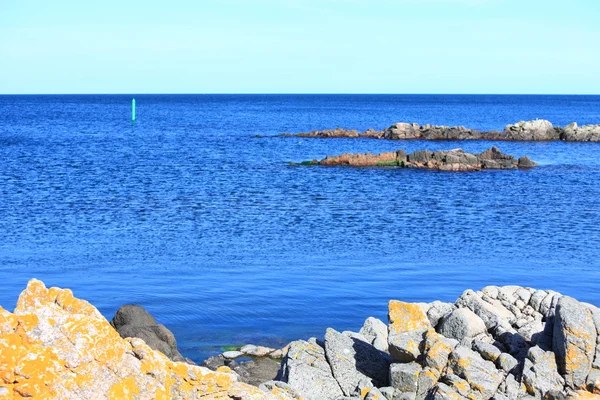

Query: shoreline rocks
<box><xmin>281</xmin><ymin>119</ymin><xmax>600</xmax><ymax>142</ymax></box>
<box><xmin>301</xmin><ymin>146</ymin><xmax>537</xmax><ymax>171</ymax></box>
<box><xmin>3</xmin><ymin>279</ymin><xmax>600</xmax><ymax>399</ymax></box>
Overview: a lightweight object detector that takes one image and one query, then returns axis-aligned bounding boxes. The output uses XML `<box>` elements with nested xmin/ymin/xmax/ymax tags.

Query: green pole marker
<box><xmin>132</xmin><ymin>98</ymin><xmax>136</xmax><ymax>122</ymax></box>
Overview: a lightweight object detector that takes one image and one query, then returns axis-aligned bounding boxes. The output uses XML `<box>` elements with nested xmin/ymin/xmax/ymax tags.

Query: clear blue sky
<box><xmin>1</xmin><ymin>0</ymin><xmax>599</xmax><ymax>94</ymax></box>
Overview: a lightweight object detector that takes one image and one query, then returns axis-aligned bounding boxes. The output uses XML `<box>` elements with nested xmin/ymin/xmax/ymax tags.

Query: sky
<box><xmin>1</xmin><ymin>0</ymin><xmax>599</xmax><ymax>94</ymax></box>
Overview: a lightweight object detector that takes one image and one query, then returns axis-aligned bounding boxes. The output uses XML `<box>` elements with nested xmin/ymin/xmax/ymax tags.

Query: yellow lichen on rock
<box><xmin>388</xmin><ymin>300</ymin><xmax>431</xmax><ymax>334</ymax></box>
<box><xmin>0</xmin><ymin>279</ymin><xmax>283</xmax><ymax>400</ymax></box>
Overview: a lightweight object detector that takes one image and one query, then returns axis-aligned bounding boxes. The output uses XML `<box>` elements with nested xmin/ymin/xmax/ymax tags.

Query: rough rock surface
<box><xmin>0</xmin><ymin>279</ymin><xmax>281</xmax><ymax>399</ymax></box>
<box><xmin>275</xmin><ymin>285</ymin><xmax>600</xmax><ymax>399</ymax></box>
<box><xmin>275</xmin><ymin>339</ymin><xmax>344</xmax><ymax>400</ymax></box>
<box><xmin>302</xmin><ymin>147</ymin><xmax>537</xmax><ymax>171</ymax></box>
<box><xmin>111</xmin><ymin>304</ymin><xmax>186</xmax><ymax>363</ymax></box>
<box><xmin>283</xmin><ymin>119</ymin><xmax>600</xmax><ymax>142</ymax></box>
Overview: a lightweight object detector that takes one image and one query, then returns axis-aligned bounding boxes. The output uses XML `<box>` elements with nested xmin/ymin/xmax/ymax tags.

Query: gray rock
<box><xmin>426</xmin><ymin>301</ymin><xmax>456</xmax><ymax>329</ymax></box>
<box><xmin>528</xmin><ymin>290</ymin><xmax>547</xmax><ymax>313</ymax></box>
<box><xmin>111</xmin><ymin>304</ymin><xmax>157</xmax><ymax>328</ymax></box>
<box><xmin>378</xmin><ymin>386</ymin><xmax>395</xmax><ymax>400</ymax></box>
<box><xmin>416</xmin><ymin>366</ymin><xmax>439</xmax><ymax>399</ymax></box>
<box><xmin>586</xmin><ymin>369</ymin><xmax>600</xmax><ymax>394</ymax></box>
<box><xmin>389</xmin><ymin>362</ymin><xmax>421</xmax><ymax>395</ymax></box>
<box><xmin>455</xmin><ymin>290</ymin><xmax>512</xmax><ymax>331</ymax></box>
<box><xmin>222</xmin><ymin>350</ymin><xmax>243</xmax><ymax>359</ymax></box>
<box><xmin>360</xmin><ymin>317</ymin><xmax>389</xmax><ymax>353</ymax></box>
<box><xmin>517</xmin><ymin>156</ymin><xmax>537</xmax><ymax>168</ymax></box>
<box><xmin>363</xmin><ymin>386</ymin><xmax>386</xmax><ymax>400</ymax></box>
<box><xmin>111</xmin><ymin>305</ymin><xmax>186</xmax><ymax>363</ymax></box>
<box><xmin>259</xmin><ymin>380</ymin><xmax>303</xmax><ymax>399</ymax></box>
<box><xmin>521</xmin><ymin>345</ymin><xmax>565</xmax><ymax>398</ymax></box>
<box><xmin>231</xmin><ymin>357</ymin><xmax>281</xmax><ymax>386</ymax></box>
<box><xmin>277</xmin><ymin>339</ymin><xmax>344</xmax><ymax>400</ymax></box>
<box><xmin>472</xmin><ymin>340</ymin><xmax>502</xmax><ymax>362</ymax></box>
<box><xmin>240</xmin><ymin>344</ymin><xmax>276</xmax><ymax>357</ymax></box>
<box><xmin>438</xmin><ymin>308</ymin><xmax>487</xmax><ymax>341</ymax></box>
<box><xmin>496</xmin><ymin>353</ymin><xmax>518</xmax><ymax>372</ymax></box>
<box><xmin>324</xmin><ymin>328</ymin><xmax>391</xmax><ymax>396</ymax></box>
<box><xmin>422</xmin><ymin>330</ymin><xmax>458</xmax><ymax>373</ymax></box>
<box><xmin>447</xmin><ymin>346</ymin><xmax>503</xmax><ymax>399</ymax></box>
<box><xmin>553</xmin><ymin>296</ymin><xmax>596</xmax><ymax>389</ymax></box>
<box><xmin>504</xmin><ymin>119</ymin><xmax>559</xmax><ymax>141</ymax></box>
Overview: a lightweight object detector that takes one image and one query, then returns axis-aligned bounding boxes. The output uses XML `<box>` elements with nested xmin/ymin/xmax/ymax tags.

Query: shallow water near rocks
<box><xmin>1</xmin><ymin>94</ymin><xmax>599</xmax><ymax>362</ymax></box>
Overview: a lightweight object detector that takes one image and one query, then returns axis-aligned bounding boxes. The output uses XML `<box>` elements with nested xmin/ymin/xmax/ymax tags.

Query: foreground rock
<box><xmin>302</xmin><ymin>146</ymin><xmax>537</xmax><ymax>171</ymax></box>
<box><xmin>275</xmin><ymin>286</ymin><xmax>600</xmax><ymax>399</ymax></box>
<box><xmin>0</xmin><ymin>279</ymin><xmax>283</xmax><ymax>399</ymax></box>
<box><xmin>283</xmin><ymin>119</ymin><xmax>600</xmax><ymax>142</ymax></box>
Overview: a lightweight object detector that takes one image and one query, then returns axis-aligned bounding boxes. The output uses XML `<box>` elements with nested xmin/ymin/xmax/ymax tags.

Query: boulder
<box><xmin>360</xmin><ymin>317</ymin><xmax>389</xmax><ymax>353</ymax></box>
<box><xmin>437</xmin><ymin>308</ymin><xmax>487</xmax><ymax>342</ymax></box>
<box><xmin>522</xmin><ymin>346</ymin><xmax>565</xmax><ymax>397</ymax></box>
<box><xmin>503</xmin><ymin>119</ymin><xmax>559</xmax><ymax>140</ymax></box>
<box><xmin>447</xmin><ymin>346</ymin><xmax>503</xmax><ymax>399</ymax></box>
<box><xmin>553</xmin><ymin>296</ymin><xmax>597</xmax><ymax>389</ymax></box>
<box><xmin>389</xmin><ymin>362</ymin><xmax>421</xmax><ymax>396</ymax></box>
<box><xmin>388</xmin><ymin>300</ymin><xmax>432</xmax><ymax>363</ymax></box>
<box><xmin>276</xmin><ymin>339</ymin><xmax>344</xmax><ymax>400</ymax></box>
<box><xmin>110</xmin><ymin>304</ymin><xmax>186</xmax><ymax>363</ymax></box>
<box><xmin>323</xmin><ymin>328</ymin><xmax>391</xmax><ymax>396</ymax></box>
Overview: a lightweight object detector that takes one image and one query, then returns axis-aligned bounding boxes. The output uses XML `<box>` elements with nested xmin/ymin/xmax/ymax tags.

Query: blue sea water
<box><xmin>1</xmin><ymin>94</ymin><xmax>599</xmax><ymax>362</ymax></box>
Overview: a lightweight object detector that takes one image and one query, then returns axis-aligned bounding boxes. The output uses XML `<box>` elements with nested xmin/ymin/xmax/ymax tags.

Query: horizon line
<box><xmin>1</xmin><ymin>93</ymin><xmax>600</xmax><ymax>96</ymax></box>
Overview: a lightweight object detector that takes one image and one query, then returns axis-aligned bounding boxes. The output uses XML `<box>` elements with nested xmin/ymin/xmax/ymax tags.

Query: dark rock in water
<box><xmin>202</xmin><ymin>355</ymin><xmax>281</xmax><ymax>387</ymax></box>
<box><xmin>110</xmin><ymin>304</ymin><xmax>187</xmax><ymax>363</ymax></box>
<box><xmin>282</xmin><ymin>119</ymin><xmax>600</xmax><ymax>142</ymax></box>
<box><xmin>303</xmin><ymin>146</ymin><xmax>537</xmax><ymax>171</ymax></box>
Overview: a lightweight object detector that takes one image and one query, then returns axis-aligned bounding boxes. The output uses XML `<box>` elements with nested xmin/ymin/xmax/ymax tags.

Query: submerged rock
<box><xmin>302</xmin><ymin>147</ymin><xmax>537</xmax><ymax>171</ymax></box>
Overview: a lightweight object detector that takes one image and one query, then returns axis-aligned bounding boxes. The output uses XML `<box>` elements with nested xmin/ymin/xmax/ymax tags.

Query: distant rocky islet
<box><xmin>282</xmin><ymin>119</ymin><xmax>600</xmax><ymax>142</ymax></box>
<box><xmin>300</xmin><ymin>146</ymin><xmax>537</xmax><ymax>171</ymax></box>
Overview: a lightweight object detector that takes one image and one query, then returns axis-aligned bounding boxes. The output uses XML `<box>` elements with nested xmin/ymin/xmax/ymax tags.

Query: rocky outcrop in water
<box><xmin>275</xmin><ymin>286</ymin><xmax>600</xmax><ymax>399</ymax></box>
<box><xmin>302</xmin><ymin>146</ymin><xmax>537</xmax><ymax>171</ymax></box>
<box><xmin>283</xmin><ymin>119</ymin><xmax>600</xmax><ymax>142</ymax></box>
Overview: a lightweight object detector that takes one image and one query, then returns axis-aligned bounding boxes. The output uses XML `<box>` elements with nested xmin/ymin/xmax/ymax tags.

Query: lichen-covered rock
<box><xmin>388</xmin><ymin>300</ymin><xmax>432</xmax><ymax>363</ymax></box>
<box><xmin>553</xmin><ymin>296</ymin><xmax>597</xmax><ymax>389</ymax></box>
<box><xmin>389</xmin><ymin>362</ymin><xmax>421</xmax><ymax>396</ymax></box>
<box><xmin>522</xmin><ymin>346</ymin><xmax>565</xmax><ymax>397</ymax></box>
<box><xmin>422</xmin><ymin>330</ymin><xmax>458</xmax><ymax>374</ymax></box>
<box><xmin>447</xmin><ymin>346</ymin><xmax>503</xmax><ymax>399</ymax></box>
<box><xmin>0</xmin><ymin>279</ymin><xmax>278</xmax><ymax>400</ymax></box>
<box><xmin>276</xmin><ymin>339</ymin><xmax>344</xmax><ymax>400</ymax></box>
<box><xmin>323</xmin><ymin>328</ymin><xmax>390</xmax><ymax>396</ymax></box>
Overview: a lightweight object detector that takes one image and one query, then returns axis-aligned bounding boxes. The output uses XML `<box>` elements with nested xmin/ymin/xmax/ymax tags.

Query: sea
<box><xmin>1</xmin><ymin>94</ymin><xmax>599</xmax><ymax>362</ymax></box>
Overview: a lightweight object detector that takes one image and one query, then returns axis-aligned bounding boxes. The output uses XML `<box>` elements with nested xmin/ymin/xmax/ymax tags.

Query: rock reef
<box><xmin>283</xmin><ymin>119</ymin><xmax>600</xmax><ymax>142</ymax></box>
<box><xmin>302</xmin><ymin>146</ymin><xmax>537</xmax><ymax>171</ymax></box>
<box><xmin>3</xmin><ymin>280</ymin><xmax>600</xmax><ymax>399</ymax></box>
